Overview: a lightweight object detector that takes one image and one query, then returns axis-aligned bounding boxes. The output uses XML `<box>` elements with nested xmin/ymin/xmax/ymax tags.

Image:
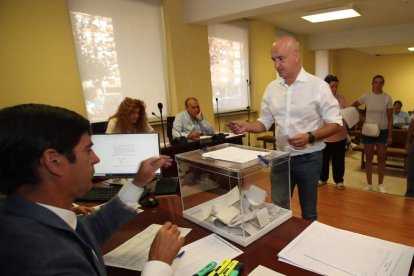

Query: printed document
<box><xmin>278</xmin><ymin>221</ymin><xmax>414</xmax><ymax>276</ymax></box>
<box><xmin>172</xmin><ymin>233</ymin><xmax>243</xmax><ymax>276</ymax></box>
<box><xmin>202</xmin><ymin>146</ymin><xmax>267</xmax><ymax>163</ymax></box>
<box><xmin>103</xmin><ymin>224</ymin><xmax>191</xmax><ymax>271</ymax></box>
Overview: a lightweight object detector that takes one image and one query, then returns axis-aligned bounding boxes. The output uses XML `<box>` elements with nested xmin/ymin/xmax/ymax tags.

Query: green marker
<box><xmin>193</xmin><ymin>261</ymin><xmax>217</xmax><ymax>276</ymax></box>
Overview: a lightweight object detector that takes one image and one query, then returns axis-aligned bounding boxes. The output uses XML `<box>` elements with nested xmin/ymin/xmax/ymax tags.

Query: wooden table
<box><xmin>102</xmin><ymin>195</ymin><xmax>319</xmax><ymax>276</ymax></box>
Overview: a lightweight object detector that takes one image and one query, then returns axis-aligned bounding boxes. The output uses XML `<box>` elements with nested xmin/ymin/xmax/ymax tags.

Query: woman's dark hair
<box><xmin>372</xmin><ymin>74</ymin><xmax>385</xmax><ymax>84</ymax></box>
<box><xmin>0</xmin><ymin>104</ymin><xmax>91</xmax><ymax>194</ymax></box>
<box><xmin>324</xmin><ymin>75</ymin><xmax>339</xmax><ymax>84</ymax></box>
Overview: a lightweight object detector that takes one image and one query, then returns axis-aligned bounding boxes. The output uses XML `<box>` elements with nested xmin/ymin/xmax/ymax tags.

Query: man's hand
<box><xmin>132</xmin><ymin>156</ymin><xmax>172</xmax><ymax>187</ymax></box>
<box><xmin>148</xmin><ymin>221</ymin><xmax>185</xmax><ymax>265</ymax></box>
<box><xmin>196</xmin><ymin>111</ymin><xmax>204</xmax><ymax>121</ymax></box>
<box><xmin>188</xmin><ymin>131</ymin><xmax>201</xmax><ymax>139</ymax></box>
<box><xmin>288</xmin><ymin>133</ymin><xmax>309</xmax><ymax>149</ymax></box>
<box><xmin>227</xmin><ymin>121</ymin><xmax>247</xmax><ymax>134</ymax></box>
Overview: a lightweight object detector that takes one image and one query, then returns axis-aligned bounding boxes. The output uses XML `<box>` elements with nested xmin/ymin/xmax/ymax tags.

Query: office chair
<box><xmin>91</xmin><ymin>121</ymin><xmax>108</xmax><ymax>134</ymax></box>
<box><xmin>256</xmin><ymin>123</ymin><xmax>276</xmax><ymax>149</ymax></box>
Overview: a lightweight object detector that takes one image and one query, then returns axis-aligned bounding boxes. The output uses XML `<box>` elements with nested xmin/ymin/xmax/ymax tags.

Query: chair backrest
<box><xmin>91</xmin><ymin>121</ymin><xmax>108</xmax><ymax>134</ymax></box>
<box><xmin>166</xmin><ymin>116</ymin><xmax>175</xmax><ymax>142</ymax></box>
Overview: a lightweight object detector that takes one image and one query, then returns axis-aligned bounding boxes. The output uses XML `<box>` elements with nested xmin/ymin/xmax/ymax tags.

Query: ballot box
<box><xmin>175</xmin><ymin>143</ymin><xmax>291</xmax><ymax>247</ymax></box>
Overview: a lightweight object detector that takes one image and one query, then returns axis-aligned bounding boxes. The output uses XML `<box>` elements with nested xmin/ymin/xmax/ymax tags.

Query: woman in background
<box><xmin>106</xmin><ymin>97</ymin><xmax>153</xmax><ymax>133</ymax></box>
<box><xmin>352</xmin><ymin>75</ymin><xmax>393</xmax><ymax>193</ymax></box>
<box><xmin>319</xmin><ymin>75</ymin><xmax>348</xmax><ymax>190</ymax></box>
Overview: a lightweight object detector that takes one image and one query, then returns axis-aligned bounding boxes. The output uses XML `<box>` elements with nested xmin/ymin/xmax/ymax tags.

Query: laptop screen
<box><xmin>92</xmin><ymin>133</ymin><xmax>160</xmax><ymax>177</ymax></box>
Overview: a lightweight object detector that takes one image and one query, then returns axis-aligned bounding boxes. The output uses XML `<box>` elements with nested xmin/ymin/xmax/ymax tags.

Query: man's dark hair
<box><xmin>0</xmin><ymin>104</ymin><xmax>91</xmax><ymax>194</ymax></box>
<box><xmin>394</xmin><ymin>100</ymin><xmax>402</xmax><ymax>107</ymax></box>
<box><xmin>324</xmin><ymin>75</ymin><xmax>339</xmax><ymax>84</ymax></box>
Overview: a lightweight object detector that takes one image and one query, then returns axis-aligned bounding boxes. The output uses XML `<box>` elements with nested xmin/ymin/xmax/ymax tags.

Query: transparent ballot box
<box><xmin>175</xmin><ymin>143</ymin><xmax>291</xmax><ymax>247</ymax></box>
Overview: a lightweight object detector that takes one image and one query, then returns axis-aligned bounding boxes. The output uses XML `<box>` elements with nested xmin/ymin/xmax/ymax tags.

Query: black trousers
<box><xmin>320</xmin><ymin>138</ymin><xmax>347</xmax><ymax>184</ymax></box>
<box><xmin>406</xmin><ymin>145</ymin><xmax>414</xmax><ymax>197</ymax></box>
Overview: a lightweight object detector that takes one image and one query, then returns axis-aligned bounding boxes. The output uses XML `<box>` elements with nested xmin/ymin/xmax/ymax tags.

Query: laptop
<box><xmin>91</xmin><ymin>133</ymin><xmax>161</xmax><ymax>178</ymax></box>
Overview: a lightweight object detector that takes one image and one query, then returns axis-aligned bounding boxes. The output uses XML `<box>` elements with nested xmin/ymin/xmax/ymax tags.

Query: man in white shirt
<box><xmin>173</xmin><ymin>97</ymin><xmax>215</xmax><ymax>140</ymax></box>
<box><xmin>228</xmin><ymin>36</ymin><xmax>342</xmax><ymax>220</ymax></box>
<box><xmin>0</xmin><ymin>104</ymin><xmax>184</xmax><ymax>275</ymax></box>
<box><xmin>392</xmin><ymin>100</ymin><xmax>411</xmax><ymax>128</ymax></box>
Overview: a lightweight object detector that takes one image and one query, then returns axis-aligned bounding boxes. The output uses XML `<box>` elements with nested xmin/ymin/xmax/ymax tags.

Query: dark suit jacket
<box><xmin>0</xmin><ymin>194</ymin><xmax>136</xmax><ymax>276</ymax></box>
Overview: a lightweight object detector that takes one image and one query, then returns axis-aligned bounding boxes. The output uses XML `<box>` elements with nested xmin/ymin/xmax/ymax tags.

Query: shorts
<box><xmin>362</xmin><ymin>129</ymin><xmax>388</xmax><ymax>145</ymax></box>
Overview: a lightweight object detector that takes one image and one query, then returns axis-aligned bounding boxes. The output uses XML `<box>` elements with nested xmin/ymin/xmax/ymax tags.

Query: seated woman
<box><xmin>106</xmin><ymin>97</ymin><xmax>153</xmax><ymax>133</ymax></box>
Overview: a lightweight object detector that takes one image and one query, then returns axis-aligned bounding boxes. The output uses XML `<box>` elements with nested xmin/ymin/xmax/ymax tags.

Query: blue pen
<box><xmin>176</xmin><ymin>251</ymin><xmax>185</xmax><ymax>259</ymax></box>
<box><xmin>257</xmin><ymin>154</ymin><xmax>269</xmax><ymax>165</ymax></box>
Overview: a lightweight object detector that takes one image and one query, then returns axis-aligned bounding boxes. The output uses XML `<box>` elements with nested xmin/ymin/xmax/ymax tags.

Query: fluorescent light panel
<box><xmin>302</xmin><ymin>5</ymin><xmax>361</xmax><ymax>23</ymax></box>
<box><xmin>408</xmin><ymin>47</ymin><xmax>414</xmax><ymax>52</ymax></box>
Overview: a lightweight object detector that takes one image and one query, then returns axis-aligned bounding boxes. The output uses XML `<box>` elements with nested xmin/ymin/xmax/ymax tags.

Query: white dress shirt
<box><xmin>258</xmin><ymin>68</ymin><xmax>342</xmax><ymax>156</ymax></box>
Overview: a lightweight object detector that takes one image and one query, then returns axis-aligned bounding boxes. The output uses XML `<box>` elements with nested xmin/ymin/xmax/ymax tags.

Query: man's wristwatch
<box><xmin>307</xmin><ymin>131</ymin><xmax>315</xmax><ymax>144</ymax></box>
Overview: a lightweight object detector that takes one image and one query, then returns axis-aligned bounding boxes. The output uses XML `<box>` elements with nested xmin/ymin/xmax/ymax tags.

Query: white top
<box><xmin>39</xmin><ymin>181</ymin><xmax>172</xmax><ymax>275</ymax></box>
<box><xmin>358</xmin><ymin>92</ymin><xmax>393</xmax><ymax>130</ymax></box>
<box><xmin>106</xmin><ymin>117</ymin><xmax>154</xmax><ymax>134</ymax></box>
<box><xmin>258</xmin><ymin>68</ymin><xmax>342</xmax><ymax>156</ymax></box>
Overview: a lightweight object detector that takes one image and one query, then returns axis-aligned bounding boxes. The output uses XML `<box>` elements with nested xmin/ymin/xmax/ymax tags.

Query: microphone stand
<box><xmin>158</xmin><ymin>110</ymin><xmax>166</xmax><ymax>149</ymax></box>
<box><xmin>216</xmin><ymin>98</ymin><xmax>221</xmax><ymax>133</ymax></box>
<box><xmin>246</xmin><ymin>80</ymin><xmax>251</xmax><ymax>146</ymax></box>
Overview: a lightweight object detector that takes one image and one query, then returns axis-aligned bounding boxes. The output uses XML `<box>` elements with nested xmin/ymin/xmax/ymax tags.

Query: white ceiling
<box><xmin>184</xmin><ymin>0</ymin><xmax>414</xmax><ymax>55</ymax></box>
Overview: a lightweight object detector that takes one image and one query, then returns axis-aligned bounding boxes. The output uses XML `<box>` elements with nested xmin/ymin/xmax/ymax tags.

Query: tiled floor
<box><xmin>324</xmin><ymin>150</ymin><xmax>407</xmax><ymax>197</ymax></box>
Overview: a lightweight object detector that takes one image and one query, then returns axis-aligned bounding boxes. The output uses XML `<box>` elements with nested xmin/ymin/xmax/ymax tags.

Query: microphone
<box><xmin>156</xmin><ymin>103</ymin><xmax>166</xmax><ymax>148</ymax></box>
<box><xmin>213</xmin><ymin>98</ymin><xmax>225</xmax><ymax>143</ymax></box>
<box><xmin>152</xmin><ymin>112</ymin><xmax>187</xmax><ymax>145</ymax></box>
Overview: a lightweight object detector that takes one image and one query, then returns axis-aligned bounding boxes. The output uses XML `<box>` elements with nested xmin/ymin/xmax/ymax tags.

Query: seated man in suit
<box><xmin>173</xmin><ymin>97</ymin><xmax>215</xmax><ymax>139</ymax></box>
<box><xmin>0</xmin><ymin>104</ymin><xmax>184</xmax><ymax>275</ymax></box>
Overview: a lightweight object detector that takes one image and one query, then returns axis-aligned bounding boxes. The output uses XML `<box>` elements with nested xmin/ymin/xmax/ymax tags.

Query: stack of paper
<box><xmin>278</xmin><ymin>221</ymin><xmax>414</xmax><ymax>276</ymax></box>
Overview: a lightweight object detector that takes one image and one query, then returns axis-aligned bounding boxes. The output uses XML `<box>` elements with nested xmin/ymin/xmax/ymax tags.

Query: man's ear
<box><xmin>41</xmin><ymin>149</ymin><xmax>65</xmax><ymax>176</ymax></box>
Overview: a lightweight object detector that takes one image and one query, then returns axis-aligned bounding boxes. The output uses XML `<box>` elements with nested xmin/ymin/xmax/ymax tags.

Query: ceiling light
<box><xmin>302</xmin><ymin>4</ymin><xmax>361</xmax><ymax>23</ymax></box>
<box><xmin>408</xmin><ymin>47</ymin><xmax>414</xmax><ymax>52</ymax></box>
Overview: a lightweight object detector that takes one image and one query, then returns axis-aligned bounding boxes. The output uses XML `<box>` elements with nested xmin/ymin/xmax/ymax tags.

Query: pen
<box><xmin>192</xmin><ymin>261</ymin><xmax>217</xmax><ymax>276</ymax></box>
<box><xmin>219</xmin><ymin>259</ymin><xmax>238</xmax><ymax>276</ymax></box>
<box><xmin>207</xmin><ymin>258</ymin><xmax>231</xmax><ymax>276</ymax></box>
<box><xmin>176</xmin><ymin>251</ymin><xmax>185</xmax><ymax>259</ymax></box>
<box><xmin>257</xmin><ymin>154</ymin><xmax>269</xmax><ymax>165</ymax></box>
<box><xmin>228</xmin><ymin>262</ymin><xmax>243</xmax><ymax>276</ymax></box>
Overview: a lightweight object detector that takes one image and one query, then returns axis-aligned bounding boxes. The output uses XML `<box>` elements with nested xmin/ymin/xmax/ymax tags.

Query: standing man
<box><xmin>0</xmin><ymin>104</ymin><xmax>184</xmax><ymax>275</ymax></box>
<box><xmin>173</xmin><ymin>97</ymin><xmax>215</xmax><ymax>139</ymax></box>
<box><xmin>228</xmin><ymin>36</ymin><xmax>342</xmax><ymax>220</ymax></box>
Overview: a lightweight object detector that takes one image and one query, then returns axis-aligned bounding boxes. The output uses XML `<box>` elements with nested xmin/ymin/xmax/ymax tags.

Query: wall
<box><xmin>332</xmin><ymin>49</ymin><xmax>414</xmax><ymax>110</ymax></box>
<box><xmin>0</xmin><ymin>0</ymin><xmax>86</xmax><ymax>116</ymax></box>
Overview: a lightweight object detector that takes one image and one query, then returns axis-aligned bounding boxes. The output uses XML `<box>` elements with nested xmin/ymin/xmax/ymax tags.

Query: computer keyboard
<box><xmin>77</xmin><ymin>185</ymin><xmax>122</xmax><ymax>201</ymax></box>
<box><xmin>154</xmin><ymin>178</ymin><xmax>179</xmax><ymax>195</ymax></box>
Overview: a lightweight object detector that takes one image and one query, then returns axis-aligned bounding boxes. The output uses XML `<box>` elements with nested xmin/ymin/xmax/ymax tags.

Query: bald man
<box><xmin>228</xmin><ymin>36</ymin><xmax>342</xmax><ymax>220</ymax></box>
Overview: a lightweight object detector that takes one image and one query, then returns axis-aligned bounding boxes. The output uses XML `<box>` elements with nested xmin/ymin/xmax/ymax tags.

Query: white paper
<box><xmin>172</xmin><ymin>234</ymin><xmax>243</xmax><ymax>276</ymax></box>
<box><xmin>340</xmin><ymin>107</ymin><xmax>360</xmax><ymax>128</ymax></box>
<box><xmin>225</xmin><ymin>186</ymin><xmax>240</xmax><ymax>206</ymax></box>
<box><xmin>278</xmin><ymin>221</ymin><xmax>414</xmax><ymax>276</ymax></box>
<box><xmin>103</xmin><ymin>224</ymin><xmax>191</xmax><ymax>271</ymax></box>
<box><xmin>244</xmin><ymin>185</ymin><xmax>267</xmax><ymax>206</ymax></box>
<box><xmin>248</xmin><ymin>265</ymin><xmax>286</xmax><ymax>276</ymax></box>
<box><xmin>202</xmin><ymin>146</ymin><xmax>268</xmax><ymax>163</ymax></box>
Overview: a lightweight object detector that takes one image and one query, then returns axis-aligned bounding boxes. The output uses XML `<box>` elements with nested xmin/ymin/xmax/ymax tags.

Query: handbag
<box><xmin>361</xmin><ymin>123</ymin><xmax>380</xmax><ymax>137</ymax></box>
<box><xmin>361</xmin><ymin>95</ymin><xmax>388</xmax><ymax>137</ymax></box>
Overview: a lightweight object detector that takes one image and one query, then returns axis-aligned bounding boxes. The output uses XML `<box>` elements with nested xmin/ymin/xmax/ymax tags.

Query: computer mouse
<box><xmin>139</xmin><ymin>197</ymin><xmax>159</xmax><ymax>208</ymax></box>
